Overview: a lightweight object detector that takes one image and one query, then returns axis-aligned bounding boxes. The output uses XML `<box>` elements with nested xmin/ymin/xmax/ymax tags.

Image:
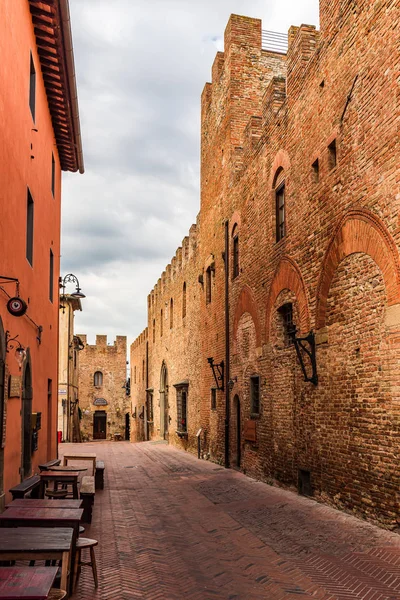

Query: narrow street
<box><xmin>64</xmin><ymin>441</ymin><xmax>400</xmax><ymax>600</ymax></box>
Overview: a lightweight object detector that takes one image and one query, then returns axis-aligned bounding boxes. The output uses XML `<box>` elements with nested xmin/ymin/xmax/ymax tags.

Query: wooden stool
<box><xmin>73</xmin><ymin>537</ymin><xmax>98</xmax><ymax>588</ymax></box>
<box><xmin>45</xmin><ymin>489</ymin><xmax>68</xmax><ymax>499</ymax></box>
<box><xmin>79</xmin><ymin>525</ymin><xmax>85</xmax><ymax>534</ymax></box>
<box><xmin>47</xmin><ymin>590</ymin><xmax>67</xmax><ymax>600</ymax></box>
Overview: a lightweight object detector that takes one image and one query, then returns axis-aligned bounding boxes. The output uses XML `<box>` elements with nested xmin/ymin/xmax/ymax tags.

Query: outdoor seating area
<box><xmin>0</xmin><ymin>452</ymin><xmax>105</xmax><ymax>599</ymax></box>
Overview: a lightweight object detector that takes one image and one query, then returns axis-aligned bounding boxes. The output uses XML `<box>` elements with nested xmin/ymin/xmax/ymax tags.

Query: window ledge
<box><xmin>176</xmin><ymin>430</ymin><xmax>188</xmax><ymax>439</ymax></box>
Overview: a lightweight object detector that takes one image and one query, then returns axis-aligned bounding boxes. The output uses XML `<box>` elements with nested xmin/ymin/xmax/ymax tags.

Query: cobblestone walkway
<box><xmin>64</xmin><ymin>441</ymin><xmax>400</xmax><ymax>600</ymax></box>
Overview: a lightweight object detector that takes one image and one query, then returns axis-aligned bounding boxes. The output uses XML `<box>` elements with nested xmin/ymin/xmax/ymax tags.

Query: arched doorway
<box><xmin>21</xmin><ymin>349</ymin><xmax>32</xmax><ymax>480</ymax></box>
<box><xmin>0</xmin><ymin>318</ymin><xmax>5</xmax><ymax>497</ymax></box>
<box><xmin>233</xmin><ymin>395</ymin><xmax>241</xmax><ymax>468</ymax></box>
<box><xmin>160</xmin><ymin>362</ymin><xmax>169</xmax><ymax>440</ymax></box>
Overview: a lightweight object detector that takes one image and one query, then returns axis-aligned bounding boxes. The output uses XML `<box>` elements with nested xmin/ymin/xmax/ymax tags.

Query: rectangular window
<box><xmin>250</xmin><ymin>375</ymin><xmax>260</xmax><ymax>415</ymax></box>
<box><xmin>211</xmin><ymin>388</ymin><xmax>217</xmax><ymax>411</ymax></box>
<box><xmin>328</xmin><ymin>139</ymin><xmax>337</xmax><ymax>170</ymax></box>
<box><xmin>177</xmin><ymin>388</ymin><xmax>188</xmax><ymax>432</ymax></box>
<box><xmin>51</xmin><ymin>153</ymin><xmax>55</xmax><ymax>196</ymax></box>
<box><xmin>160</xmin><ymin>309</ymin><xmax>163</xmax><ymax>337</ymax></box>
<box><xmin>276</xmin><ymin>183</ymin><xmax>285</xmax><ymax>242</ymax></box>
<box><xmin>206</xmin><ymin>267</ymin><xmax>212</xmax><ymax>304</ymax></box>
<box><xmin>278</xmin><ymin>302</ymin><xmax>294</xmax><ymax>345</ymax></box>
<box><xmin>49</xmin><ymin>249</ymin><xmax>54</xmax><ymax>302</ymax></box>
<box><xmin>233</xmin><ymin>236</ymin><xmax>239</xmax><ymax>279</ymax></box>
<box><xmin>29</xmin><ymin>53</ymin><xmax>36</xmax><ymax>122</ymax></box>
<box><xmin>312</xmin><ymin>159</ymin><xmax>319</xmax><ymax>183</ymax></box>
<box><xmin>26</xmin><ymin>189</ymin><xmax>34</xmax><ymax>265</ymax></box>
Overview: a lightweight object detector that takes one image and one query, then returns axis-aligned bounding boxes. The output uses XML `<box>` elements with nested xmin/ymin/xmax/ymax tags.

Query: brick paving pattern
<box><xmin>63</xmin><ymin>441</ymin><xmax>400</xmax><ymax>600</ymax></box>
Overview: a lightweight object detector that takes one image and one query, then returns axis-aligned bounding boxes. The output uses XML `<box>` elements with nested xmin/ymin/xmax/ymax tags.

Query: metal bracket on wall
<box><xmin>289</xmin><ymin>328</ymin><xmax>318</xmax><ymax>386</ymax></box>
<box><xmin>207</xmin><ymin>357</ymin><xmax>224</xmax><ymax>391</ymax></box>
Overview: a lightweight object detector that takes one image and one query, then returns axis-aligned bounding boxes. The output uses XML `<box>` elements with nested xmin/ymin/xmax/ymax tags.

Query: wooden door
<box><xmin>93</xmin><ymin>411</ymin><xmax>106</xmax><ymax>440</ymax></box>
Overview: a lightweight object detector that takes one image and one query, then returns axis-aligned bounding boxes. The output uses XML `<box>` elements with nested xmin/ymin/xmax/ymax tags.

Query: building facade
<box><xmin>78</xmin><ymin>335</ymin><xmax>130</xmax><ymax>442</ymax></box>
<box><xmin>58</xmin><ymin>295</ymin><xmax>84</xmax><ymax>442</ymax></box>
<box><xmin>0</xmin><ymin>0</ymin><xmax>83</xmax><ymax>508</ymax></box>
<box><xmin>131</xmin><ymin>0</ymin><xmax>400</xmax><ymax>528</ymax></box>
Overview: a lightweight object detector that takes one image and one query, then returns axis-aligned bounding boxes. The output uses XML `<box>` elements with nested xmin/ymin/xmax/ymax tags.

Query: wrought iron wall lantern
<box><xmin>288</xmin><ymin>326</ymin><xmax>318</xmax><ymax>385</ymax></box>
<box><xmin>228</xmin><ymin>376</ymin><xmax>237</xmax><ymax>391</ymax></box>
<box><xmin>207</xmin><ymin>357</ymin><xmax>224</xmax><ymax>391</ymax></box>
<box><xmin>59</xmin><ymin>273</ymin><xmax>86</xmax><ymax>313</ymax></box>
<box><xmin>5</xmin><ymin>330</ymin><xmax>26</xmax><ymax>368</ymax></box>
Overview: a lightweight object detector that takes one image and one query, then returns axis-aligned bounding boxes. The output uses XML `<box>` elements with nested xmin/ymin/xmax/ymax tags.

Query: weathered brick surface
<box><xmin>65</xmin><ymin>441</ymin><xmax>400</xmax><ymax>600</ymax></box>
<box><xmin>78</xmin><ymin>336</ymin><xmax>130</xmax><ymax>441</ymax></box>
<box><xmin>131</xmin><ymin>1</ymin><xmax>400</xmax><ymax>527</ymax></box>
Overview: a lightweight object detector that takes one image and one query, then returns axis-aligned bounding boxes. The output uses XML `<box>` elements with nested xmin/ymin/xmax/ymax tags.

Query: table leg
<box><xmin>60</xmin><ymin>550</ymin><xmax>70</xmax><ymax>596</ymax></box>
<box><xmin>73</xmin><ymin>482</ymin><xmax>78</xmax><ymax>500</ymax></box>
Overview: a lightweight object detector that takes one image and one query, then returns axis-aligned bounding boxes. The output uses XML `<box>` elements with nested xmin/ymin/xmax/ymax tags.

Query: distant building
<box><xmin>78</xmin><ymin>336</ymin><xmax>131</xmax><ymax>442</ymax></box>
<box><xmin>0</xmin><ymin>0</ymin><xmax>83</xmax><ymax>508</ymax></box>
<box><xmin>58</xmin><ymin>295</ymin><xmax>84</xmax><ymax>442</ymax></box>
<box><xmin>132</xmin><ymin>1</ymin><xmax>400</xmax><ymax>528</ymax></box>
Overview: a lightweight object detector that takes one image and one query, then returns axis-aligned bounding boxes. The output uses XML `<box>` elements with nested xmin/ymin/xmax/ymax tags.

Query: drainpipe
<box><xmin>224</xmin><ymin>220</ymin><xmax>230</xmax><ymax>469</ymax></box>
<box><xmin>145</xmin><ymin>340</ymin><xmax>149</xmax><ymax>441</ymax></box>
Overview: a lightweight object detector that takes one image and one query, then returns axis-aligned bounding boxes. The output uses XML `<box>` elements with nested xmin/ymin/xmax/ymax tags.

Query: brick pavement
<box><xmin>62</xmin><ymin>441</ymin><xmax>400</xmax><ymax>600</ymax></box>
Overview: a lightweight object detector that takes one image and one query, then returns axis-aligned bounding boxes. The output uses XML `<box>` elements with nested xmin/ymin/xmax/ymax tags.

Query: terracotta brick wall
<box><xmin>131</xmin><ymin>2</ymin><xmax>400</xmax><ymax>527</ymax></box>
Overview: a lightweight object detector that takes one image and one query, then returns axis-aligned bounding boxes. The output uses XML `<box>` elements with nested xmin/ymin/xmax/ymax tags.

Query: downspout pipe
<box><xmin>224</xmin><ymin>221</ymin><xmax>230</xmax><ymax>469</ymax></box>
<box><xmin>145</xmin><ymin>340</ymin><xmax>149</xmax><ymax>441</ymax></box>
<box><xmin>58</xmin><ymin>0</ymin><xmax>85</xmax><ymax>174</ymax></box>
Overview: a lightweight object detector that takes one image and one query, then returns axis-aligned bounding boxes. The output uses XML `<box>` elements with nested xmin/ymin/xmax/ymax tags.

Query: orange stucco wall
<box><xmin>0</xmin><ymin>0</ymin><xmax>62</xmax><ymax>502</ymax></box>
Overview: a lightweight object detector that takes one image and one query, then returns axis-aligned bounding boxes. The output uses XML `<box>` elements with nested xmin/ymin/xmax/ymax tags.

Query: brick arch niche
<box><xmin>265</xmin><ymin>257</ymin><xmax>310</xmax><ymax>341</ymax></box>
<box><xmin>233</xmin><ymin>285</ymin><xmax>262</xmax><ymax>351</ymax></box>
<box><xmin>316</xmin><ymin>210</ymin><xmax>400</xmax><ymax>329</ymax></box>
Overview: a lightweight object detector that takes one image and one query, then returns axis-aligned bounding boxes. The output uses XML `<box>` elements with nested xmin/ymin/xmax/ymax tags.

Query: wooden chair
<box><xmin>73</xmin><ymin>537</ymin><xmax>98</xmax><ymax>588</ymax></box>
<box><xmin>47</xmin><ymin>590</ymin><xmax>67</xmax><ymax>600</ymax></box>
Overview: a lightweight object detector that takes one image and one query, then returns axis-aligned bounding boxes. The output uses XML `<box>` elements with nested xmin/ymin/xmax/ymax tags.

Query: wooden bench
<box><xmin>9</xmin><ymin>475</ymin><xmax>41</xmax><ymax>500</ymax></box>
<box><xmin>38</xmin><ymin>459</ymin><xmax>61</xmax><ymax>472</ymax></box>
<box><xmin>95</xmin><ymin>461</ymin><xmax>104</xmax><ymax>490</ymax></box>
<box><xmin>80</xmin><ymin>476</ymin><xmax>95</xmax><ymax>524</ymax></box>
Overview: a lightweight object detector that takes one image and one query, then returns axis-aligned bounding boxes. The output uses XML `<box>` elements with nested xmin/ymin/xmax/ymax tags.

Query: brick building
<box><xmin>0</xmin><ymin>0</ymin><xmax>83</xmax><ymax>508</ymax></box>
<box><xmin>131</xmin><ymin>0</ymin><xmax>400</xmax><ymax>527</ymax></box>
<box><xmin>78</xmin><ymin>335</ymin><xmax>131</xmax><ymax>442</ymax></box>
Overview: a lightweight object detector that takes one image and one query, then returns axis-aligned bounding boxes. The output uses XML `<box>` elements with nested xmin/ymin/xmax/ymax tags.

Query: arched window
<box><xmin>160</xmin><ymin>309</ymin><xmax>163</xmax><ymax>337</ymax></box>
<box><xmin>170</xmin><ymin>298</ymin><xmax>173</xmax><ymax>328</ymax></box>
<box><xmin>232</xmin><ymin>224</ymin><xmax>239</xmax><ymax>279</ymax></box>
<box><xmin>94</xmin><ymin>371</ymin><xmax>103</xmax><ymax>387</ymax></box>
<box><xmin>182</xmin><ymin>282</ymin><xmax>187</xmax><ymax>318</ymax></box>
<box><xmin>274</xmin><ymin>168</ymin><xmax>285</xmax><ymax>242</ymax></box>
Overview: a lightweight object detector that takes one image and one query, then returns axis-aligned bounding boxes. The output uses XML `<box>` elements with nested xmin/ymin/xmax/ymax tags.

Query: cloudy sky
<box><xmin>61</xmin><ymin>0</ymin><xmax>319</xmax><ymax>347</ymax></box>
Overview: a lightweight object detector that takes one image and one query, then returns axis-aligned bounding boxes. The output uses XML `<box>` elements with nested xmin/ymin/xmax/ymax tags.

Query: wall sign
<box><xmin>93</xmin><ymin>398</ymin><xmax>108</xmax><ymax>406</ymax></box>
<box><xmin>9</xmin><ymin>375</ymin><xmax>21</xmax><ymax>398</ymax></box>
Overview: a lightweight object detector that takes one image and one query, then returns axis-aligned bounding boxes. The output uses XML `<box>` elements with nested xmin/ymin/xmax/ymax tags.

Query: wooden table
<box><xmin>48</xmin><ymin>466</ymin><xmax>87</xmax><ymax>472</ymax></box>
<box><xmin>0</xmin><ymin>566</ymin><xmax>58</xmax><ymax>599</ymax></box>
<box><xmin>63</xmin><ymin>453</ymin><xmax>96</xmax><ymax>476</ymax></box>
<box><xmin>39</xmin><ymin>471</ymin><xmax>80</xmax><ymax>499</ymax></box>
<box><xmin>0</xmin><ymin>509</ymin><xmax>83</xmax><ymax>596</ymax></box>
<box><xmin>0</xmin><ymin>528</ymin><xmax>72</xmax><ymax>594</ymax></box>
<box><xmin>6</xmin><ymin>499</ymin><xmax>83</xmax><ymax>509</ymax></box>
<box><xmin>0</xmin><ymin>567</ymin><xmax>57</xmax><ymax>600</ymax></box>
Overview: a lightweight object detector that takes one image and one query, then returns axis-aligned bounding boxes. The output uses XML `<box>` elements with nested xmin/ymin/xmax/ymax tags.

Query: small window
<box><xmin>170</xmin><ymin>298</ymin><xmax>173</xmax><ymax>329</ymax></box>
<box><xmin>250</xmin><ymin>375</ymin><xmax>260</xmax><ymax>415</ymax></box>
<box><xmin>276</xmin><ymin>182</ymin><xmax>285</xmax><ymax>242</ymax></box>
<box><xmin>51</xmin><ymin>153</ymin><xmax>55</xmax><ymax>196</ymax></box>
<box><xmin>278</xmin><ymin>302</ymin><xmax>294</xmax><ymax>345</ymax></box>
<box><xmin>152</xmin><ymin>319</ymin><xmax>155</xmax><ymax>343</ymax></box>
<box><xmin>49</xmin><ymin>249</ymin><xmax>54</xmax><ymax>302</ymax></box>
<box><xmin>182</xmin><ymin>282</ymin><xmax>187</xmax><ymax>318</ymax></box>
<box><xmin>328</xmin><ymin>139</ymin><xmax>337</xmax><ymax>169</ymax></box>
<box><xmin>232</xmin><ymin>230</ymin><xmax>239</xmax><ymax>279</ymax></box>
<box><xmin>176</xmin><ymin>387</ymin><xmax>188</xmax><ymax>432</ymax></box>
<box><xmin>29</xmin><ymin>53</ymin><xmax>36</xmax><ymax>122</ymax></box>
<box><xmin>26</xmin><ymin>189</ymin><xmax>34</xmax><ymax>265</ymax></box>
<box><xmin>312</xmin><ymin>159</ymin><xmax>319</xmax><ymax>183</ymax></box>
<box><xmin>211</xmin><ymin>388</ymin><xmax>217</xmax><ymax>411</ymax></box>
<box><xmin>94</xmin><ymin>371</ymin><xmax>103</xmax><ymax>387</ymax></box>
<box><xmin>206</xmin><ymin>267</ymin><xmax>212</xmax><ymax>304</ymax></box>
<box><xmin>160</xmin><ymin>309</ymin><xmax>163</xmax><ymax>337</ymax></box>
<box><xmin>147</xmin><ymin>392</ymin><xmax>154</xmax><ymax>422</ymax></box>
